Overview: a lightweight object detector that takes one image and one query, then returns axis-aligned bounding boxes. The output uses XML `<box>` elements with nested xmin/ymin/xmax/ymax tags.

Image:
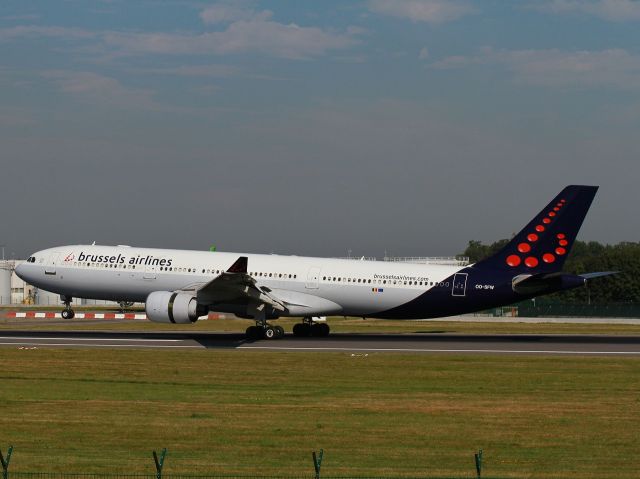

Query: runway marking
<box><xmin>0</xmin><ymin>336</ymin><xmax>182</xmax><ymax>342</ymax></box>
<box><xmin>0</xmin><ymin>342</ymin><xmax>202</xmax><ymax>348</ymax></box>
<box><xmin>238</xmin><ymin>345</ymin><xmax>640</xmax><ymax>355</ymax></box>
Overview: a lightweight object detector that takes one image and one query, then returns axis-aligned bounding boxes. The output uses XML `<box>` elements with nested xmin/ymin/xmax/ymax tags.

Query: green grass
<box><xmin>0</xmin><ymin>349</ymin><xmax>639</xmax><ymax>478</ymax></box>
<box><xmin>1</xmin><ymin>315</ymin><xmax>639</xmax><ymax>336</ymax></box>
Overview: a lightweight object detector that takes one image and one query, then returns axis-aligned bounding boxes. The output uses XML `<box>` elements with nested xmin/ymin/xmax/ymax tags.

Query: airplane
<box><xmin>15</xmin><ymin>185</ymin><xmax>615</xmax><ymax>339</ymax></box>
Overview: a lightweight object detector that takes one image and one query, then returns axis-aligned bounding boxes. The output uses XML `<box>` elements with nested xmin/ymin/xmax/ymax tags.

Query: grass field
<box><xmin>1</xmin><ymin>314</ymin><xmax>640</xmax><ymax>336</ymax></box>
<box><xmin>1</xmin><ymin>348</ymin><xmax>639</xmax><ymax>478</ymax></box>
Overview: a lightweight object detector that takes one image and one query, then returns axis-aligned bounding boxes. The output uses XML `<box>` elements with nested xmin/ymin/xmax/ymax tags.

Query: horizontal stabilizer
<box><xmin>580</xmin><ymin>271</ymin><xmax>619</xmax><ymax>280</ymax></box>
<box><xmin>512</xmin><ymin>272</ymin><xmax>585</xmax><ymax>295</ymax></box>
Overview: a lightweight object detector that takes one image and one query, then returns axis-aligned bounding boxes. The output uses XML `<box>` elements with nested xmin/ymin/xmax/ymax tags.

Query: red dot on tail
<box><xmin>559</xmin><ymin>239</ymin><xmax>568</xmax><ymax>246</ymax></box>
<box><xmin>548</xmin><ymin>212</ymin><xmax>556</xmax><ymax>217</ymax></box>
<box><xmin>527</xmin><ymin>233</ymin><xmax>539</xmax><ymax>242</ymax></box>
<box><xmin>543</xmin><ymin>253</ymin><xmax>556</xmax><ymax>263</ymax></box>
<box><xmin>506</xmin><ymin>255</ymin><xmax>521</xmax><ymax>267</ymax></box>
<box><xmin>556</xmin><ymin>247</ymin><xmax>566</xmax><ymax>255</ymax></box>
<box><xmin>525</xmin><ymin>257</ymin><xmax>539</xmax><ymax>268</ymax></box>
<box><xmin>553</xmin><ymin>207</ymin><xmax>560</xmax><ymax>212</ymax></box>
<box><xmin>557</xmin><ymin>233</ymin><xmax>566</xmax><ymax>239</ymax></box>
<box><xmin>535</xmin><ymin>225</ymin><xmax>545</xmax><ymax>232</ymax></box>
<box><xmin>556</xmin><ymin>203</ymin><xmax>563</xmax><ymax>207</ymax></box>
<box><xmin>543</xmin><ymin>218</ymin><xmax>551</xmax><ymax>224</ymax></box>
<box><xmin>518</xmin><ymin>243</ymin><xmax>531</xmax><ymax>253</ymax></box>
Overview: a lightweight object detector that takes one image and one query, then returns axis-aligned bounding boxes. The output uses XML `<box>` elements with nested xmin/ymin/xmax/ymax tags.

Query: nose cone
<box><xmin>14</xmin><ymin>263</ymin><xmax>27</xmax><ymax>281</ymax></box>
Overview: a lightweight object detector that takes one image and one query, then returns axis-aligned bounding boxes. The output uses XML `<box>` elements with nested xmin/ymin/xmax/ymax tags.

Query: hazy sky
<box><xmin>2</xmin><ymin>0</ymin><xmax>639</xmax><ymax>260</ymax></box>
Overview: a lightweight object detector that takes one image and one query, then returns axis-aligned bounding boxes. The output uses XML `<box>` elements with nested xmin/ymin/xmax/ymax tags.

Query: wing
<box><xmin>194</xmin><ymin>256</ymin><xmax>286</xmax><ymax>312</ymax></box>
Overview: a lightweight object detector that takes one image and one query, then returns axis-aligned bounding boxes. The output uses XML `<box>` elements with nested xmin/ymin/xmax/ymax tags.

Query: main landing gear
<box><xmin>60</xmin><ymin>295</ymin><xmax>75</xmax><ymax>319</ymax></box>
<box><xmin>292</xmin><ymin>317</ymin><xmax>330</xmax><ymax>337</ymax></box>
<box><xmin>245</xmin><ymin>324</ymin><xmax>285</xmax><ymax>340</ymax></box>
<box><xmin>243</xmin><ymin>317</ymin><xmax>330</xmax><ymax>340</ymax></box>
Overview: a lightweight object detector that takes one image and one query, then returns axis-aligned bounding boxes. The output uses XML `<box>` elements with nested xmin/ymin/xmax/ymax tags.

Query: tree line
<box><xmin>460</xmin><ymin>240</ymin><xmax>640</xmax><ymax>303</ymax></box>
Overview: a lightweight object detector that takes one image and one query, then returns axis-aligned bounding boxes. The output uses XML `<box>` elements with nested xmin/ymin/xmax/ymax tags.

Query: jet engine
<box><xmin>145</xmin><ymin>291</ymin><xmax>204</xmax><ymax>324</ymax></box>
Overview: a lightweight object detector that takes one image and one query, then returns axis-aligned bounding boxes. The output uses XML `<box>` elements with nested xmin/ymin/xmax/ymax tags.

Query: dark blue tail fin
<box><xmin>474</xmin><ymin>185</ymin><xmax>598</xmax><ymax>273</ymax></box>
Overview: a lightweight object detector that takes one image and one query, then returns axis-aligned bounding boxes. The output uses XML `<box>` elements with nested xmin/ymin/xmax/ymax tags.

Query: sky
<box><xmin>2</xmin><ymin>0</ymin><xmax>639</xmax><ymax>260</ymax></box>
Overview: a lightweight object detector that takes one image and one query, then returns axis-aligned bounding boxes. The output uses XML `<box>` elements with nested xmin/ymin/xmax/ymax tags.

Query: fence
<box><xmin>515</xmin><ymin>301</ymin><xmax>640</xmax><ymax>318</ymax></box>
<box><xmin>0</xmin><ymin>448</ymin><xmax>489</xmax><ymax>479</ymax></box>
<box><xmin>8</xmin><ymin>475</ymin><xmax>488</xmax><ymax>479</ymax></box>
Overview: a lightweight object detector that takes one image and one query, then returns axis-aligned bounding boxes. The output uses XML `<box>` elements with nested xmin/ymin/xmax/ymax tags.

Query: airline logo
<box><xmin>64</xmin><ymin>253</ymin><xmax>75</xmax><ymax>262</ymax></box>
<box><xmin>75</xmin><ymin>251</ymin><xmax>174</xmax><ymax>267</ymax></box>
<box><xmin>505</xmin><ymin>198</ymin><xmax>570</xmax><ymax>268</ymax></box>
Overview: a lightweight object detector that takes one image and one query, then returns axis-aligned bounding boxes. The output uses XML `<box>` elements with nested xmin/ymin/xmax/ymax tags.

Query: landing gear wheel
<box><xmin>311</xmin><ymin>323</ymin><xmax>326</xmax><ymax>337</ymax></box>
<box><xmin>61</xmin><ymin>295</ymin><xmax>74</xmax><ymax>320</ymax></box>
<box><xmin>245</xmin><ymin>326</ymin><xmax>262</xmax><ymax>339</ymax></box>
<box><xmin>293</xmin><ymin>323</ymin><xmax>312</xmax><ymax>337</ymax></box>
<box><xmin>263</xmin><ymin>327</ymin><xmax>276</xmax><ymax>339</ymax></box>
<box><xmin>316</xmin><ymin>323</ymin><xmax>330</xmax><ymax>337</ymax></box>
<box><xmin>274</xmin><ymin>325</ymin><xmax>285</xmax><ymax>338</ymax></box>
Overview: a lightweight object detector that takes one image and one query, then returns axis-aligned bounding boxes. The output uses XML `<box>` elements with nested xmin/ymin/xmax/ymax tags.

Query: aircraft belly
<box><xmin>46</xmin><ymin>268</ymin><xmax>190</xmax><ymax>303</ymax></box>
<box><xmin>270</xmin><ymin>289</ymin><xmax>343</xmax><ymax>316</ymax></box>
<box><xmin>320</xmin><ymin>285</ymin><xmax>425</xmax><ymax>316</ymax></box>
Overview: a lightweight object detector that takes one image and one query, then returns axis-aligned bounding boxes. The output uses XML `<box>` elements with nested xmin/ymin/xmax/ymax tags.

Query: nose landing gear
<box><xmin>60</xmin><ymin>295</ymin><xmax>75</xmax><ymax>319</ymax></box>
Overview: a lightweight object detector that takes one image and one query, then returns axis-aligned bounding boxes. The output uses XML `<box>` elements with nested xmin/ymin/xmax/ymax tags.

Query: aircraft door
<box><xmin>305</xmin><ymin>267</ymin><xmax>321</xmax><ymax>289</ymax></box>
<box><xmin>143</xmin><ymin>264</ymin><xmax>157</xmax><ymax>280</ymax></box>
<box><xmin>45</xmin><ymin>252</ymin><xmax>60</xmax><ymax>275</ymax></box>
<box><xmin>451</xmin><ymin>273</ymin><xmax>468</xmax><ymax>297</ymax></box>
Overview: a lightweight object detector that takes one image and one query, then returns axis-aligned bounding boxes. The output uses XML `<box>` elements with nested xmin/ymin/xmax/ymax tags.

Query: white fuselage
<box><xmin>16</xmin><ymin>245</ymin><xmax>464</xmax><ymax>318</ymax></box>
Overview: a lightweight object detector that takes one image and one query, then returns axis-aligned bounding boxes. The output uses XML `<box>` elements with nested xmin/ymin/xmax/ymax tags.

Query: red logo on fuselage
<box><xmin>64</xmin><ymin>253</ymin><xmax>75</xmax><ymax>262</ymax></box>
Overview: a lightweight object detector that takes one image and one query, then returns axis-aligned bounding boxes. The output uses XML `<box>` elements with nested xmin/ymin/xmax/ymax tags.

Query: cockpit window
<box><xmin>28</xmin><ymin>257</ymin><xmax>35</xmax><ymax>263</ymax></box>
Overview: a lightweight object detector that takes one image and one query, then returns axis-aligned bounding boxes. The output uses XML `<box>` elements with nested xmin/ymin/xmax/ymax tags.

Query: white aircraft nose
<box><xmin>14</xmin><ymin>263</ymin><xmax>27</xmax><ymax>281</ymax></box>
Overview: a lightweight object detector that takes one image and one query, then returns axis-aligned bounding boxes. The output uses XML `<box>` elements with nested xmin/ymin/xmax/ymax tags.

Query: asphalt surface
<box><xmin>1</xmin><ymin>330</ymin><xmax>640</xmax><ymax>355</ymax></box>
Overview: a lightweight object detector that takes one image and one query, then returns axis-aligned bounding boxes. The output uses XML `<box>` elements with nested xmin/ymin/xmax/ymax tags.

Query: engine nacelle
<box><xmin>145</xmin><ymin>291</ymin><xmax>201</xmax><ymax>324</ymax></box>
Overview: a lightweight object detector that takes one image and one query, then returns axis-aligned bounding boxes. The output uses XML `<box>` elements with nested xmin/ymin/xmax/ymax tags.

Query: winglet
<box><xmin>227</xmin><ymin>256</ymin><xmax>248</xmax><ymax>274</ymax></box>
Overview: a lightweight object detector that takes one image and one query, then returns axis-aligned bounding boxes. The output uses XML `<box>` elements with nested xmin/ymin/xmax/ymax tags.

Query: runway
<box><xmin>1</xmin><ymin>330</ymin><xmax>640</xmax><ymax>355</ymax></box>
